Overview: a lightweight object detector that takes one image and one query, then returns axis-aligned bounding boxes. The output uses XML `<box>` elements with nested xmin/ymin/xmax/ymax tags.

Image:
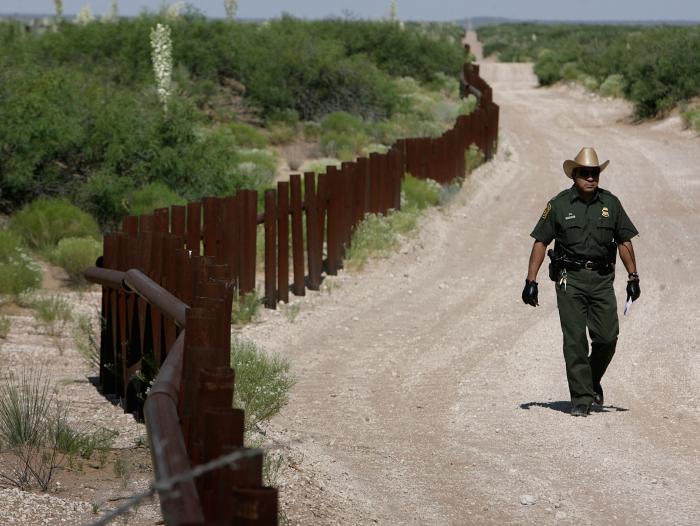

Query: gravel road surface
<box><xmin>244</xmin><ymin>35</ymin><xmax>700</xmax><ymax>526</ymax></box>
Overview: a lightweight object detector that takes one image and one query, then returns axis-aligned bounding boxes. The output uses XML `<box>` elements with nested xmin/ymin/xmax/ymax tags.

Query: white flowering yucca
<box><xmin>165</xmin><ymin>1</ymin><xmax>185</xmax><ymax>21</ymax></box>
<box><xmin>101</xmin><ymin>0</ymin><xmax>118</xmax><ymax>23</ymax></box>
<box><xmin>53</xmin><ymin>0</ymin><xmax>63</xmax><ymax>18</ymax></box>
<box><xmin>389</xmin><ymin>0</ymin><xmax>398</xmax><ymax>22</ymax></box>
<box><xmin>224</xmin><ymin>0</ymin><xmax>238</xmax><ymax>19</ymax></box>
<box><xmin>75</xmin><ymin>5</ymin><xmax>94</xmax><ymax>26</ymax></box>
<box><xmin>150</xmin><ymin>23</ymin><xmax>174</xmax><ymax>110</ymax></box>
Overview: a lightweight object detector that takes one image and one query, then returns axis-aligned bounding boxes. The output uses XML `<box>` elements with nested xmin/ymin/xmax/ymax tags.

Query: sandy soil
<box><xmin>240</xmin><ymin>37</ymin><xmax>700</xmax><ymax>525</ymax></box>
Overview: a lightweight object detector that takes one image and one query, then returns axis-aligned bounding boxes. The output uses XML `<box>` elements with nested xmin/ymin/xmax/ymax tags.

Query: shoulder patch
<box><xmin>541</xmin><ymin>202</ymin><xmax>552</xmax><ymax>220</ymax></box>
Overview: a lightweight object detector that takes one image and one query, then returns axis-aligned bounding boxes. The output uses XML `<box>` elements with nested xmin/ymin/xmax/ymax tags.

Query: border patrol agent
<box><xmin>521</xmin><ymin>147</ymin><xmax>640</xmax><ymax>417</ymax></box>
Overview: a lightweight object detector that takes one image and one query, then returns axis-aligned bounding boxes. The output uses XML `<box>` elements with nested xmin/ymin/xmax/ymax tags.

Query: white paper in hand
<box><xmin>623</xmin><ymin>296</ymin><xmax>633</xmax><ymax>316</ymax></box>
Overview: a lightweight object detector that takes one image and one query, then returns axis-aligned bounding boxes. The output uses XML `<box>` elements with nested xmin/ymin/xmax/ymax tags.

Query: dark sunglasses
<box><xmin>574</xmin><ymin>168</ymin><xmax>600</xmax><ymax>178</ymax></box>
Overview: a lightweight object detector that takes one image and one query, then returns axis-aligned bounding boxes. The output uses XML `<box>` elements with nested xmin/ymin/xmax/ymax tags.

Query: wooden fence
<box><xmin>85</xmin><ymin>53</ymin><xmax>498</xmax><ymax>524</ymax></box>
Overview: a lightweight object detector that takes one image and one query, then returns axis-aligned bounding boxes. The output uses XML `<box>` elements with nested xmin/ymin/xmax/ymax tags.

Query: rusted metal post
<box><xmin>187</xmin><ymin>202</ymin><xmax>201</xmax><ymax>256</ymax></box>
<box><xmin>304</xmin><ymin>172</ymin><xmax>321</xmax><ymax>290</ymax></box>
<box><xmin>289</xmin><ymin>174</ymin><xmax>305</xmax><ymax>297</ymax></box>
<box><xmin>326</xmin><ymin>166</ymin><xmax>340</xmax><ymax>275</ymax></box>
<box><xmin>264</xmin><ymin>189</ymin><xmax>277</xmax><ymax>309</ymax></box>
<box><xmin>277</xmin><ymin>181</ymin><xmax>290</xmax><ymax>304</ymax></box>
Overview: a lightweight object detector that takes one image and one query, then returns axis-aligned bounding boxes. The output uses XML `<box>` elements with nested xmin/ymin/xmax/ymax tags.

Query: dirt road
<box><xmin>244</xmin><ymin>37</ymin><xmax>700</xmax><ymax>525</ymax></box>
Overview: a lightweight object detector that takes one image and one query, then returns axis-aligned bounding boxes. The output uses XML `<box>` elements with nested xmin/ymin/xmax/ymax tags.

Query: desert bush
<box><xmin>465</xmin><ymin>144</ymin><xmax>485</xmax><ymax>174</ymax></box>
<box><xmin>29</xmin><ymin>295</ymin><xmax>73</xmax><ymax>336</ymax></box>
<box><xmin>305</xmin><ymin>158</ymin><xmax>342</xmax><ymax>175</ymax></box>
<box><xmin>9</xmin><ymin>198</ymin><xmax>100</xmax><ymax>251</ymax></box>
<box><xmin>0</xmin><ymin>369</ymin><xmax>62</xmax><ymax>490</ymax></box>
<box><xmin>560</xmin><ymin>62</ymin><xmax>582</xmax><ymax>82</ymax></box>
<box><xmin>72</xmin><ymin>314</ymin><xmax>101</xmax><ymax>371</ymax></box>
<box><xmin>225</xmin><ymin>121</ymin><xmax>268</xmax><ymax>149</ymax></box>
<box><xmin>231</xmin><ymin>288</ymin><xmax>262</xmax><ymax>326</ymax></box>
<box><xmin>230</xmin><ymin>338</ymin><xmax>295</xmax><ymax>433</ymax></box>
<box><xmin>127</xmin><ymin>182</ymin><xmax>186</xmax><ymax>216</ymax></box>
<box><xmin>48</xmin><ymin>237</ymin><xmax>102</xmax><ymax>285</ymax></box>
<box><xmin>599</xmin><ymin>74</ymin><xmax>627</xmax><ymax>98</ymax></box>
<box><xmin>0</xmin><ymin>314</ymin><xmax>10</xmax><ymax>340</ymax></box>
<box><xmin>581</xmin><ymin>75</ymin><xmax>600</xmax><ymax>92</ymax></box>
<box><xmin>344</xmin><ymin>213</ymin><xmax>399</xmax><ymax>270</ymax></box>
<box><xmin>402</xmin><ymin>174</ymin><xmax>441</xmax><ymax>211</ymax></box>
<box><xmin>0</xmin><ymin>230</ymin><xmax>42</xmax><ymax>298</ymax></box>
<box><xmin>682</xmin><ymin>107</ymin><xmax>700</xmax><ymax>132</ymax></box>
<box><xmin>54</xmin><ymin>424</ymin><xmax>117</xmax><ymax>459</ymax></box>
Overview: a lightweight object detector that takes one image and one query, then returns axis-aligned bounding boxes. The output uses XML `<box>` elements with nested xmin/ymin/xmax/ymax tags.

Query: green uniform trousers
<box><xmin>555</xmin><ymin>269</ymin><xmax>619</xmax><ymax>406</ymax></box>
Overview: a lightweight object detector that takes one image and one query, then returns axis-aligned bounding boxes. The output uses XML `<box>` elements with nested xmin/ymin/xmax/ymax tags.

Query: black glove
<box><xmin>626</xmin><ymin>278</ymin><xmax>640</xmax><ymax>302</ymax></box>
<box><xmin>522</xmin><ymin>279</ymin><xmax>539</xmax><ymax>307</ymax></box>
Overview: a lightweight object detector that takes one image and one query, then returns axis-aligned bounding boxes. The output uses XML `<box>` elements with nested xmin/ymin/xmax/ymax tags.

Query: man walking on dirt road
<box><xmin>521</xmin><ymin>147</ymin><xmax>641</xmax><ymax>417</ymax></box>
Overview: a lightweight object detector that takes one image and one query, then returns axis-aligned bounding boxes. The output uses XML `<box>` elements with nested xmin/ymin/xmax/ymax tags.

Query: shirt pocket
<box><xmin>595</xmin><ymin>221</ymin><xmax>615</xmax><ymax>245</ymax></box>
<box><xmin>561</xmin><ymin>218</ymin><xmax>584</xmax><ymax>245</ymax></box>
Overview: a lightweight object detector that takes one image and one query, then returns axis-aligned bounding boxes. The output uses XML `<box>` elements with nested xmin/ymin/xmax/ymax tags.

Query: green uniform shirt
<box><xmin>530</xmin><ymin>186</ymin><xmax>638</xmax><ymax>259</ymax></box>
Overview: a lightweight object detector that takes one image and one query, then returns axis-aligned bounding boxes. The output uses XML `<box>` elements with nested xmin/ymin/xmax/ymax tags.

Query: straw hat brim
<box><xmin>563</xmin><ymin>159</ymin><xmax>609</xmax><ymax>179</ymax></box>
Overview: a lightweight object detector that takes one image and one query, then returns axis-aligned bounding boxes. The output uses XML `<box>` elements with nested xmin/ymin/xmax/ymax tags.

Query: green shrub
<box><xmin>231</xmin><ymin>289</ymin><xmax>262</xmax><ymax>326</ymax></box>
<box><xmin>581</xmin><ymin>75</ymin><xmax>599</xmax><ymax>92</ymax></box>
<box><xmin>127</xmin><ymin>182</ymin><xmax>186</xmax><ymax>216</ymax></box>
<box><xmin>458</xmin><ymin>94</ymin><xmax>478</xmax><ymax>116</ymax></box>
<box><xmin>29</xmin><ymin>295</ymin><xmax>73</xmax><ymax>334</ymax></box>
<box><xmin>560</xmin><ymin>62</ymin><xmax>582</xmax><ymax>81</ymax></box>
<box><xmin>305</xmin><ymin>158</ymin><xmax>341</xmax><ymax>175</ymax></box>
<box><xmin>0</xmin><ymin>313</ymin><xmax>10</xmax><ymax>340</ymax></box>
<box><xmin>230</xmin><ymin>338</ymin><xmax>295</xmax><ymax>433</ymax></box>
<box><xmin>72</xmin><ymin>314</ymin><xmax>100</xmax><ymax>370</ymax></box>
<box><xmin>0</xmin><ymin>230</ymin><xmax>42</xmax><ymax>298</ymax></box>
<box><xmin>682</xmin><ymin>108</ymin><xmax>700</xmax><ymax>132</ymax></box>
<box><xmin>55</xmin><ymin>424</ymin><xmax>117</xmax><ymax>459</ymax></box>
<box><xmin>344</xmin><ymin>213</ymin><xmax>398</xmax><ymax>270</ymax></box>
<box><xmin>0</xmin><ymin>369</ymin><xmax>54</xmax><ymax>448</ymax></box>
<box><xmin>48</xmin><ymin>237</ymin><xmax>102</xmax><ymax>285</ymax></box>
<box><xmin>599</xmin><ymin>74</ymin><xmax>627</xmax><ymax>98</ymax></box>
<box><xmin>9</xmin><ymin>198</ymin><xmax>99</xmax><ymax>250</ymax></box>
<box><xmin>319</xmin><ymin>112</ymin><xmax>371</xmax><ymax>160</ymax></box>
<box><xmin>465</xmin><ymin>144</ymin><xmax>485</xmax><ymax>174</ymax></box>
<box><xmin>225</xmin><ymin>122</ymin><xmax>268</xmax><ymax>149</ymax></box>
<box><xmin>402</xmin><ymin>174</ymin><xmax>440</xmax><ymax>211</ymax></box>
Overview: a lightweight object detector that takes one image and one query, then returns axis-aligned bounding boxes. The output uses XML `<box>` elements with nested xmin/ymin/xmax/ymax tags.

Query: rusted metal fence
<box><xmin>84</xmin><ymin>53</ymin><xmax>498</xmax><ymax>524</ymax></box>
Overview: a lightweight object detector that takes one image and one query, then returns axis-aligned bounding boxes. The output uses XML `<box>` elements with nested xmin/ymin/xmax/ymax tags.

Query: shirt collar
<box><xmin>569</xmin><ymin>185</ymin><xmax>603</xmax><ymax>204</ymax></box>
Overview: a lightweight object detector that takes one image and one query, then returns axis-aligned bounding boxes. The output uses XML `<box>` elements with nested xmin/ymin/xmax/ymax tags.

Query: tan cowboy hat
<box><xmin>563</xmin><ymin>147</ymin><xmax>610</xmax><ymax>179</ymax></box>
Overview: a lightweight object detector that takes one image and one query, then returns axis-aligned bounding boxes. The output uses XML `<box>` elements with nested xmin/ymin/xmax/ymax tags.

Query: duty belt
<box><xmin>562</xmin><ymin>258</ymin><xmax>609</xmax><ymax>271</ymax></box>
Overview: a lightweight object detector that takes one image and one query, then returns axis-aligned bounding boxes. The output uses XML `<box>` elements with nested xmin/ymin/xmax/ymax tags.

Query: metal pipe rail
<box><xmin>85</xmin><ymin>266</ymin><xmax>204</xmax><ymax>525</ymax></box>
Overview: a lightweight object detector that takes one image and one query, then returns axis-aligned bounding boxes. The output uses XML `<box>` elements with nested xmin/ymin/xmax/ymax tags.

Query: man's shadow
<box><xmin>520</xmin><ymin>401</ymin><xmax>629</xmax><ymax>414</ymax></box>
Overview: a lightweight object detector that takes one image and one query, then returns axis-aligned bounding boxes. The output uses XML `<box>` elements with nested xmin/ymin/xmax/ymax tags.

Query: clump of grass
<box><xmin>47</xmin><ymin>237</ymin><xmax>102</xmax><ymax>286</ymax></box>
<box><xmin>232</xmin><ymin>288</ymin><xmax>262</xmax><ymax>326</ymax></box>
<box><xmin>9</xmin><ymin>197</ymin><xmax>100</xmax><ymax>251</ymax></box>
<box><xmin>281</xmin><ymin>303</ymin><xmax>301</xmax><ymax>323</ymax></box>
<box><xmin>304</xmin><ymin>158</ymin><xmax>342</xmax><ymax>175</ymax></box>
<box><xmin>0</xmin><ymin>230</ymin><xmax>42</xmax><ymax>299</ymax></box>
<box><xmin>0</xmin><ymin>369</ymin><xmax>63</xmax><ymax>490</ymax></box>
<box><xmin>402</xmin><ymin>174</ymin><xmax>440</xmax><ymax>211</ymax></box>
<box><xmin>0</xmin><ymin>313</ymin><xmax>10</xmax><ymax>341</ymax></box>
<box><xmin>230</xmin><ymin>338</ymin><xmax>295</xmax><ymax>434</ymax></box>
<box><xmin>344</xmin><ymin>213</ymin><xmax>400</xmax><ymax>271</ymax></box>
<box><xmin>465</xmin><ymin>143</ymin><xmax>485</xmax><ymax>174</ymax></box>
<box><xmin>599</xmin><ymin>74</ymin><xmax>627</xmax><ymax>99</ymax></box>
<box><xmin>682</xmin><ymin>107</ymin><xmax>700</xmax><ymax>132</ymax></box>
<box><xmin>72</xmin><ymin>313</ymin><xmax>101</xmax><ymax>371</ymax></box>
<box><xmin>55</xmin><ymin>424</ymin><xmax>117</xmax><ymax>459</ymax></box>
<box><xmin>127</xmin><ymin>182</ymin><xmax>186</xmax><ymax>216</ymax></box>
<box><xmin>30</xmin><ymin>295</ymin><xmax>73</xmax><ymax>336</ymax></box>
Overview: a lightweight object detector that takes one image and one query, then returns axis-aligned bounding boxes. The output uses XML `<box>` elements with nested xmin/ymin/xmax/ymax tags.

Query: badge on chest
<box><xmin>602</xmin><ymin>207</ymin><xmax>609</xmax><ymax>218</ymax></box>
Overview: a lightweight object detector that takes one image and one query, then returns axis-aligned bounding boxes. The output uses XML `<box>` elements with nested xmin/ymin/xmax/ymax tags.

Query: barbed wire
<box><xmin>85</xmin><ymin>447</ymin><xmax>261</xmax><ymax>526</ymax></box>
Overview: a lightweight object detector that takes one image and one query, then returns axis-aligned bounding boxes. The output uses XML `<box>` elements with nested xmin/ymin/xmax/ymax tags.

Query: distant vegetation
<box><xmin>477</xmin><ymin>23</ymin><xmax>700</xmax><ymax>120</ymax></box>
<box><xmin>0</xmin><ymin>14</ymin><xmax>466</xmax><ymax>231</ymax></box>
